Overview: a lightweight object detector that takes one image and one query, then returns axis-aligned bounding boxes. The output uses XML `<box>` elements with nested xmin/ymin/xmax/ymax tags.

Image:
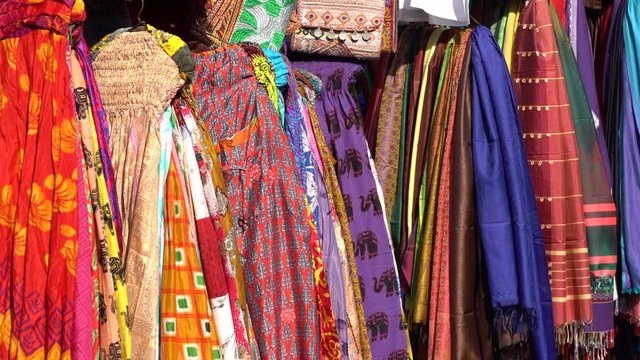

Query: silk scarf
<box><xmin>450</xmin><ymin>28</ymin><xmax>493</xmax><ymax>360</ymax></box>
<box><xmin>552</xmin><ymin>7</ymin><xmax>618</xmax><ymax>355</ymax></box>
<box><xmin>471</xmin><ymin>25</ymin><xmax>557</xmax><ymax>360</ymax></box>
<box><xmin>512</xmin><ymin>0</ymin><xmax>593</xmax><ymax>345</ymax></box>
<box><xmin>621</xmin><ymin>0</ymin><xmax>640</xmax><ymax>294</ymax></box>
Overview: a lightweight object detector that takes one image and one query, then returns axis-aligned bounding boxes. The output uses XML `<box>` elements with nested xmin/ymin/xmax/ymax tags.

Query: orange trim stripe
<box><xmin>589</xmin><ymin>255</ymin><xmax>618</xmax><ymax>265</ymax></box>
<box><xmin>585</xmin><ymin>217</ymin><xmax>617</xmax><ymax>226</ymax></box>
<box><xmin>584</xmin><ymin>203</ymin><xmax>616</xmax><ymax>213</ymax></box>
<box><xmin>592</xmin><ymin>269</ymin><xmax>616</xmax><ymax>277</ymax></box>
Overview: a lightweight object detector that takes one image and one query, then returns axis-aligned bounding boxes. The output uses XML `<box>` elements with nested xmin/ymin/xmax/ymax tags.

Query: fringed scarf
<box><xmin>512</xmin><ymin>0</ymin><xmax>593</xmax><ymax>348</ymax></box>
<box><xmin>552</xmin><ymin>7</ymin><xmax>618</xmax><ymax>358</ymax></box>
<box><xmin>470</xmin><ymin>26</ymin><xmax>557</xmax><ymax>360</ymax></box>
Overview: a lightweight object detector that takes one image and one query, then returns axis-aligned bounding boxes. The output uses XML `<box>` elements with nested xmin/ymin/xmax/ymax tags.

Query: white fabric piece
<box><xmin>399</xmin><ymin>0</ymin><xmax>470</xmax><ymax>26</ymax></box>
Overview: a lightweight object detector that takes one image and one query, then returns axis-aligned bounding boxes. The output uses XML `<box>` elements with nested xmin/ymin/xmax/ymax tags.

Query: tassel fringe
<box><xmin>556</xmin><ymin>324</ymin><xmax>613</xmax><ymax>360</ymax></box>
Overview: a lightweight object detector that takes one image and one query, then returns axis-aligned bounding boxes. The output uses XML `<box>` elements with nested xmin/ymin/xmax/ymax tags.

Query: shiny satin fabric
<box><xmin>471</xmin><ymin>26</ymin><xmax>557</xmax><ymax>360</ymax></box>
<box><xmin>411</xmin><ymin>37</ymin><xmax>455</xmax><ymax>328</ymax></box>
<box><xmin>449</xmin><ymin>34</ymin><xmax>493</xmax><ymax>360</ymax></box>
<box><xmin>407</xmin><ymin>32</ymin><xmax>457</xmax><ymax>314</ymax></box>
<box><xmin>427</xmin><ymin>29</ymin><xmax>472</xmax><ymax>360</ymax></box>
<box><xmin>512</xmin><ymin>0</ymin><xmax>593</xmax><ymax>335</ymax></box>
<box><xmin>402</xmin><ymin>27</ymin><xmax>446</xmax><ymax>294</ymax></box>
<box><xmin>375</xmin><ymin>26</ymin><xmax>417</xmax><ymax>233</ymax></box>
<box><xmin>400</xmin><ymin>27</ymin><xmax>432</xmax><ymax>285</ymax></box>
<box><xmin>621</xmin><ymin>0</ymin><xmax>640</xmax><ymax>294</ymax></box>
<box><xmin>553</xmin><ymin>6</ymin><xmax>618</xmax><ymax>352</ymax></box>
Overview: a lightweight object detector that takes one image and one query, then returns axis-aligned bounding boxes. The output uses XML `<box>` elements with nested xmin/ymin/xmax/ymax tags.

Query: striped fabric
<box><xmin>512</xmin><ymin>0</ymin><xmax>593</xmax><ymax>344</ymax></box>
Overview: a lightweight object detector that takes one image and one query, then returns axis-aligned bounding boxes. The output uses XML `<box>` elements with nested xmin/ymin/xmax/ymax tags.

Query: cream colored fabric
<box><xmin>93</xmin><ymin>30</ymin><xmax>184</xmax><ymax>360</ymax></box>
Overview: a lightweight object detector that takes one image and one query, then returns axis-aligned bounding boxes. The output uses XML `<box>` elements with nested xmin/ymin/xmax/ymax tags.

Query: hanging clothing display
<box><xmin>6</xmin><ymin>0</ymin><xmax>640</xmax><ymax>359</ymax></box>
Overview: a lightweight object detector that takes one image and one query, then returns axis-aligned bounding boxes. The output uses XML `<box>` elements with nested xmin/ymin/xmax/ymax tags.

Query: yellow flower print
<box><xmin>52</xmin><ymin>98</ymin><xmax>57</xmax><ymax>117</ymax></box>
<box><xmin>0</xmin><ymin>185</ymin><xmax>16</xmax><ymax>228</ymax></box>
<box><xmin>0</xmin><ymin>84</ymin><xmax>8</xmax><ymax>111</ymax></box>
<box><xmin>2</xmin><ymin>37</ymin><xmax>18</xmax><ymax>71</ymax></box>
<box><xmin>44</xmin><ymin>174</ymin><xmax>77</xmax><ymax>213</ymax></box>
<box><xmin>27</xmin><ymin>183</ymin><xmax>52</xmax><ymax>232</ymax></box>
<box><xmin>19</xmin><ymin>74</ymin><xmax>29</xmax><ymax>92</ymax></box>
<box><xmin>37</xmin><ymin>42</ymin><xmax>57</xmax><ymax>82</ymax></box>
<box><xmin>28</xmin><ymin>93</ymin><xmax>41</xmax><ymax>135</ymax></box>
<box><xmin>14</xmin><ymin>223</ymin><xmax>26</xmax><ymax>256</ymax></box>
<box><xmin>60</xmin><ymin>239</ymin><xmax>77</xmax><ymax>277</ymax></box>
<box><xmin>60</xmin><ymin>224</ymin><xmax>76</xmax><ymax>237</ymax></box>
<box><xmin>51</xmin><ymin>118</ymin><xmax>77</xmax><ymax>162</ymax></box>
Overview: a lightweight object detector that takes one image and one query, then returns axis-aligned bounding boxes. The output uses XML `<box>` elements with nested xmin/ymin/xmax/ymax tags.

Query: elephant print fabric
<box><xmin>294</xmin><ymin>60</ymin><xmax>410</xmax><ymax>357</ymax></box>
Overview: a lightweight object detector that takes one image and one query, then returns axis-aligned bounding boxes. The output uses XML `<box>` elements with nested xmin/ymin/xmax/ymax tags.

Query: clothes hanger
<box><xmin>129</xmin><ymin>0</ymin><xmax>147</xmax><ymax>31</ymax></box>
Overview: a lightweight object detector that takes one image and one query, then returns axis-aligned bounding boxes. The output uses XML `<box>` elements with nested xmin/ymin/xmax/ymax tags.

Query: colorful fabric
<box><xmin>571</xmin><ymin>0</ymin><xmax>613</xmax><ymax>187</ymax></box>
<box><xmin>296</xmin><ymin>86</ymin><xmax>351</xmax><ymax>358</ymax></box>
<box><xmin>71</xmin><ymin>55</ymin><xmax>126</xmax><ymax>360</ymax></box>
<box><xmin>202</xmin><ymin>0</ymin><xmax>244</xmax><ymax>44</ymax></box>
<box><xmin>553</xmin><ymin>6</ymin><xmax>618</xmax><ymax>353</ymax></box>
<box><xmin>375</xmin><ymin>27</ymin><xmax>414</xmax><ymax>229</ymax></box>
<box><xmin>512</xmin><ymin>0</ymin><xmax>593</xmax><ymax>342</ymax></box>
<box><xmin>194</xmin><ymin>45</ymin><xmax>322</xmax><ymax>359</ymax></box>
<box><xmin>70</xmin><ymin>45</ymin><xmax>98</xmax><ymax>360</ymax></box>
<box><xmin>160</xmin><ymin>153</ymin><xmax>221</xmax><ymax>359</ymax></box>
<box><xmin>296</xmin><ymin>60</ymin><xmax>410</xmax><ymax>359</ymax></box>
<box><xmin>412</xmin><ymin>36</ymin><xmax>454</xmax><ymax>327</ymax></box>
<box><xmin>230</xmin><ymin>0</ymin><xmax>295</xmax><ymax>50</ymax></box>
<box><xmin>424</xmin><ymin>30</ymin><xmax>471</xmax><ymax>360</ymax></box>
<box><xmin>471</xmin><ymin>26</ymin><xmax>557</xmax><ymax>360</ymax></box>
<box><xmin>306</xmin><ymin>93</ymin><xmax>371</xmax><ymax>360</ymax></box>
<box><xmin>446</xmin><ymin>28</ymin><xmax>494</xmax><ymax>359</ymax></box>
<box><xmin>292</xmin><ymin>0</ymin><xmax>388</xmax><ymax>59</ymax></box>
<box><xmin>264</xmin><ymin>52</ymin><xmax>343</xmax><ymax>359</ymax></box>
<box><xmin>187</xmin><ymin>98</ymin><xmax>258</xmax><ymax>359</ymax></box>
<box><xmin>0</xmin><ymin>9</ymin><xmax>82</xmax><ymax>359</ymax></box>
<box><xmin>403</xmin><ymin>27</ymin><xmax>440</xmax><ymax>292</ymax></box>
<box><xmin>75</xmin><ymin>39</ymin><xmax>124</xmax><ymax>251</ymax></box>
<box><xmin>621</xmin><ymin>0</ymin><xmax>640</xmax><ymax>294</ymax></box>
<box><xmin>92</xmin><ymin>30</ymin><xmax>185</xmax><ymax>359</ymax></box>
<box><xmin>174</xmin><ymin>102</ymin><xmax>238</xmax><ymax>360</ymax></box>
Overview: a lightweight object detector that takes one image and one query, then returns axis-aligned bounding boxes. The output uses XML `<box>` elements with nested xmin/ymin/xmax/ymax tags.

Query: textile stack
<box><xmin>0</xmin><ymin>0</ymin><xmax>639</xmax><ymax>359</ymax></box>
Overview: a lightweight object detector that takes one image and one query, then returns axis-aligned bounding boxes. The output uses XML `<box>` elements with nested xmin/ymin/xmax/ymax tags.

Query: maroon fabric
<box><xmin>512</xmin><ymin>0</ymin><xmax>592</xmax><ymax>331</ymax></box>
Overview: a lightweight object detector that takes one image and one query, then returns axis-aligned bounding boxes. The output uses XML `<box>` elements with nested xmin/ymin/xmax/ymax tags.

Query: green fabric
<box><xmin>230</xmin><ymin>0</ymin><xmax>295</xmax><ymax>50</ymax></box>
<box><xmin>390</xmin><ymin>61</ymin><xmax>412</xmax><ymax>252</ymax></box>
<box><xmin>410</xmin><ymin>41</ymin><xmax>454</xmax><ymax>304</ymax></box>
<box><xmin>552</xmin><ymin>5</ymin><xmax>617</xmax><ymax>341</ymax></box>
